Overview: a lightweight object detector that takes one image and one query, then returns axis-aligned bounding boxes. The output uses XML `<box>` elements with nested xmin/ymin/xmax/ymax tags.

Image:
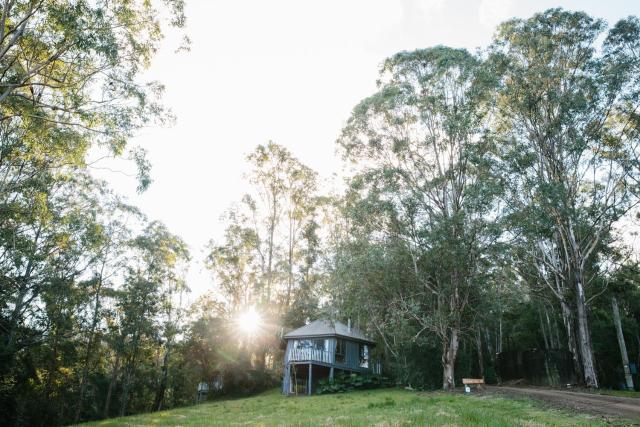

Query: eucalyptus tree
<box><xmin>202</xmin><ymin>220</ymin><xmax>269</xmax><ymax>371</ymax></box>
<box><xmin>282</xmin><ymin>160</ymin><xmax>318</xmax><ymax>309</ymax></box>
<box><xmin>338</xmin><ymin>47</ymin><xmax>501</xmax><ymax>390</ymax></box>
<box><xmin>0</xmin><ymin>174</ymin><xmax>103</xmax><ymax>362</ymax></box>
<box><xmin>116</xmin><ymin>221</ymin><xmax>189</xmax><ymax>416</ymax></box>
<box><xmin>283</xmin><ymin>217</ymin><xmax>322</xmax><ymax>327</ymax></box>
<box><xmin>246</xmin><ymin>142</ymin><xmax>290</xmax><ymax>304</ymax></box>
<box><xmin>152</xmin><ymin>236</ymin><xmax>190</xmax><ymax>411</ymax></box>
<box><xmin>204</xmin><ymin>143</ymin><xmax>321</xmax><ymax>371</ymax></box>
<box><xmin>490</xmin><ymin>9</ymin><xmax>640</xmax><ymax>387</ymax></box>
<box><xmin>603</xmin><ymin>16</ymin><xmax>640</xmax><ymax>190</ymax></box>
<box><xmin>205</xmin><ymin>207</ymin><xmax>261</xmax><ymax>311</ymax></box>
<box><xmin>0</xmin><ymin>0</ymin><xmax>186</xmax><ymax>153</ymax></box>
<box><xmin>0</xmin><ymin>0</ymin><xmax>188</xmax><ymax>227</ymax></box>
<box><xmin>238</xmin><ymin>142</ymin><xmax>321</xmax><ymax>313</ymax></box>
<box><xmin>0</xmin><ymin>174</ymin><xmax>114</xmax><ymax>425</ymax></box>
<box><xmin>0</xmin><ymin>0</ymin><xmax>186</xmax><ymax>361</ymax></box>
<box><xmin>244</xmin><ymin>142</ymin><xmax>319</xmax><ymax>308</ymax></box>
<box><xmin>74</xmin><ymin>193</ymin><xmax>142</xmax><ymax>422</ymax></box>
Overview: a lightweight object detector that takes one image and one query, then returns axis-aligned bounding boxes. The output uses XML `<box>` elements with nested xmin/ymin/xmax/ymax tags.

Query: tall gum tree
<box><xmin>206</xmin><ymin>142</ymin><xmax>320</xmax><ymax>370</ymax></box>
<box><xmin>0</xmin><ymin>0</ymin><xmax>187</xmax><ymax>378</ymax></box>
<box><xmin>490</xmin><ymin>9</ymin><xmax>640</xmax><ymax>388</ymax></box>
<box><xmin>338</xmin><ymin>47</ymin><xmax>501</xmax><ymax>390</ymax></box>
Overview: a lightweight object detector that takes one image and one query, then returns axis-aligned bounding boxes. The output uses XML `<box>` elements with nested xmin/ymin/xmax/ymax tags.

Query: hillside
<box><xmin>79</xmin><ymin>388</ymin><xmax>612</xmax><ymax>427</ymax></box>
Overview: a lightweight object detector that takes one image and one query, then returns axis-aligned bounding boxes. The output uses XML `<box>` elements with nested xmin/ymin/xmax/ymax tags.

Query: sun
<box><xmin>237</xmin><ymin>307</ymin><xmax>261</xmax><ymax>335</ymax></box>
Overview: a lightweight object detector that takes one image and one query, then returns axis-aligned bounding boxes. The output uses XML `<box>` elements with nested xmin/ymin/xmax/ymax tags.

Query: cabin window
<box><xmin>335</xmin><ymin>338</ymin><xmax>346</xmax><ymax>363</ymax></box>
<box><xmin>294</xmin><ymin>338</ymin><xmax>326</xmax><ymax>351</ymax></box>
<box><xmin>359</xmin><ymin>344</ymin><xmax>369</xmax><ymax>368</ymax></box>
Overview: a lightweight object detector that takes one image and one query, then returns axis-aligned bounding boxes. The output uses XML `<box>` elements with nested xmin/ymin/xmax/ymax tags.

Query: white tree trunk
<box><xmin>560</xmin><ymin>299</ymin><xmax>582</xmax><ymax>382</ymax></box>
<box><xmin>575</xmin><ymin>279</ymin><xmax>598</xmax><ymax>388</ymax></box>
<box><xmin>442</xmin><ymin>328</ymin><xmax>459</xmax><ymax>390</ymax></box>
<box><xmin>545</xmin><ymin>307</ymin><xmax>560</xmax><ymax>349</ymax></box>
<box><xmin>538</xmin><ymin>307</ymin><xmax>550</xmax><ymax>350</ymax></box>
<box><xmin>612</xmin><ymin>296</ymin><xmax>634</xmax><ymax>390</ymax></box>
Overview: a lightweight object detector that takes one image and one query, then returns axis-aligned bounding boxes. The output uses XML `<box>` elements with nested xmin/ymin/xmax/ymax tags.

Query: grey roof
<box><xmin>284</xmin><ymin>319</ymin><xmax>375</xmax><ymax>345</ymax></box>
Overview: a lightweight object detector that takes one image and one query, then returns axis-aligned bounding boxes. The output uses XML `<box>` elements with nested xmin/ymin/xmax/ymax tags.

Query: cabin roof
<box><xmin>284</xmin><ymin>319</ymin><xmax>375</xmax><ymax>345</ymax></box>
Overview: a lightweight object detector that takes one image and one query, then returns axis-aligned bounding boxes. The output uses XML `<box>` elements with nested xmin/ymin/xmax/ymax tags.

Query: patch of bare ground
<box><xmin>486</xmin><ymin>386</ymin><xmax>640</xmax><ymax>425</ymax></box>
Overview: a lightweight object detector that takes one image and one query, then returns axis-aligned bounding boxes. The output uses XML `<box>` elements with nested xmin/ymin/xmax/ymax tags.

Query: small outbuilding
<box><xmin>282</xmin><ymin>319</ymin><xmax>380</xmax><ymax>395</ymax></box>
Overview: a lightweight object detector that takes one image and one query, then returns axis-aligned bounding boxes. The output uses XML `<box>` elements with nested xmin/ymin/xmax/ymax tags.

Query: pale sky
<box><xmin>100</xmin><ymin>0</ymin><xmax>640</xmax><ymax>299</ymax></box>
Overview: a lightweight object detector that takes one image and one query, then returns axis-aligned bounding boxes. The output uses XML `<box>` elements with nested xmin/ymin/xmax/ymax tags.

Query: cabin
<box><xmin>282</xmin><ymin>319</ymin><xmax>381</xmax><ymax>395</ymax></box>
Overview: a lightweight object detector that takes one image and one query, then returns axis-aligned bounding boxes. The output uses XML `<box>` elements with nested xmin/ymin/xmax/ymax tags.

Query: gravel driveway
<box><xmin>488</xmin><ymin>386</ymin><xmax>640</xmax><ymax>423</ymax></box>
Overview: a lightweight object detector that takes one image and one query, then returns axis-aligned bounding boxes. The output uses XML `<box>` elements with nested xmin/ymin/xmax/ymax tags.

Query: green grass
<box><xmin>586</xmin><ymin>388</ymin><xmax>640</xmax><ymax>398</ymax></box>
<box><xmin>79</xmin><ymin>388</ymin><xmax>612</xmax><ymax>427</ymax></box>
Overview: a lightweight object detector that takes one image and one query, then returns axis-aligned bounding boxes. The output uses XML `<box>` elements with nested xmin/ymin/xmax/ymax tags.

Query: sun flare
<box><xmin>237</xmin><ymin>307</ymin><xmax>261</xmax><ymax>334</ymax></box>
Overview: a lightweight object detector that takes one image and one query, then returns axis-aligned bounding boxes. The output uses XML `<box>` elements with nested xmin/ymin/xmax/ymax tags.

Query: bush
<box><xmin>367</xmin><ymin>397</ymin><xmax>396</xmax><ymax>408</ymax></box>
<box><xmin>316</xmin><ymin>372</ymin><xmax>393</xmax><ymax>395</ymax></box>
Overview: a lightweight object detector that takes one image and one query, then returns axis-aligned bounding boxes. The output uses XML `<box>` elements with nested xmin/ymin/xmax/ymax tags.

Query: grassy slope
<box><xmin>80</xmin><ymin>388</ymin><xmax>613</xmax><ymax>427</ymax></box>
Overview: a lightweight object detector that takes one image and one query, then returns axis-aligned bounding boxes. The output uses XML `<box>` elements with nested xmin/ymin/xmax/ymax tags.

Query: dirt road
<box><xmin>488</xmin><ymin>386</ymin><xmax>640</xmax><ymax>422</ymax></box>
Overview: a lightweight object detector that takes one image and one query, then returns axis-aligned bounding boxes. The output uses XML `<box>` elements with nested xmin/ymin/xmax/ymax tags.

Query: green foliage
<box><xmin>487</xmin><ymin>7</ymin><xmax>640</xmax><ymax>388</ymax></box>
<box><xmin>367</xmin><ymin>396</ymin><xmax>396</xmax><ymax>408</ymax></box>
<box><xmin>316</xmin><ymin>373</ymin><xmax>393</xmax><ymax>395</ymax></box>
<box><xmin>336</xmin><ymin>43</ymin><xmax>503</xmax><ymax>391</ymax></box>
<box><xmin>0</xmin><ymin>1</ymin><xmax>190</xmax><ymax>424</ymax></box>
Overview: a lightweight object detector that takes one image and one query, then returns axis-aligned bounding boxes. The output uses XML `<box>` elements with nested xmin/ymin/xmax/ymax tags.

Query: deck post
<box><xmin>308</xmin><ymin>363</ymin><xmax>312</xmax><ymax>395</ymax></box>
<box><xmin>329</xmin><ymin>366</ymin><xmax>334</xmax><ymax>381</ymax></box>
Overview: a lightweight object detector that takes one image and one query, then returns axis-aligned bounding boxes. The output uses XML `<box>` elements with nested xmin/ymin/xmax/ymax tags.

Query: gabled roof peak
<box><xmin>283</xmin><ymin>319</ymin><xmax>375</xmax><ymax>345</ymax></box>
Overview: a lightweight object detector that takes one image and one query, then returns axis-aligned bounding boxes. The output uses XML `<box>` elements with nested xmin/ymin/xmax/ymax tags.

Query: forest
<box><xmin>1</xmin><ymin>1</ymin><xmax>640</xmax><ymax>426</ymax></box>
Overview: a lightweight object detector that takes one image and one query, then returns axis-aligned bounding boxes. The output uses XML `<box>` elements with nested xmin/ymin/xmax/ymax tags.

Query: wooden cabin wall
<box><xmin>282</xmin><ymin>340</ymin><xmax>293</xmax><ymax>394</ymax></box>
<box><xmin>332</xmin><ymin>340</ymin><xmax>362</xmax><ymax>371</ymax></box>
<box><xmin>283</xmin><ymin>337</ymin><xmax>371</xmax><ymax>394</ymax></box>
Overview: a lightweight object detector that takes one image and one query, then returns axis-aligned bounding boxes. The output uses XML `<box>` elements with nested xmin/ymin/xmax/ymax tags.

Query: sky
<box><xmin>100</xmin><ymin>0</ymin><xmax>640</xmax><ymax>300</ymax></box>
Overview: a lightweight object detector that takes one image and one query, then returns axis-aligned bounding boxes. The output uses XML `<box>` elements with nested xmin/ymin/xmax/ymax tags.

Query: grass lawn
<box><xmin>78</xmin><ymin>388</ymin><xmax>617</xmax><ymax>427</ymax></box>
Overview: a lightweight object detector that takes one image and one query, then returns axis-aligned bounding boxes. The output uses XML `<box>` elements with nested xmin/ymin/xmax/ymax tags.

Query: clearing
<box><xmin>78</xmin><ymin>388</ymin><xmax>628</xmax><ymax>427</ymax></box>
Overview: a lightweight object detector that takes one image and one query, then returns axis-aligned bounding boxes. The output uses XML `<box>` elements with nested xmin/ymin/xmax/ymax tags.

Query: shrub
<box><xmin>316</xmin><ymin>372</ymin><xmax>393</xmax><ymax>395</ymax></box>
<box><xmin>367</xmin><ymin>397</ymin><xmax>396</xmax><ymax>408</ymax></box>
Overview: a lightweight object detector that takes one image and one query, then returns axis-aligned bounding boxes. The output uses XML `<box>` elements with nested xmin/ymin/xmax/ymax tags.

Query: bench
<box><xmin>462</xmin><ymin>378</ymin><xmax>485</xmax><ymax>391</ymax></box>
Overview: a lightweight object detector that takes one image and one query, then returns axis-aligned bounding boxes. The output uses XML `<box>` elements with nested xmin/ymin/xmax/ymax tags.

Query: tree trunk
<box><xmin>41</xmin><ymin>325</ymin><xmax>60</xmax><ymax>427</ymax></box>
<box><xmin>442</xmin><ymin>328</ymin><xmax>459</xmax><ymax>390</ymax></box>
<box><xmin>6</xmin><ymin>285</ymin><xmax>28</xmax><ymax>350</ymax></box>
<box><xmin>153</xmin><ymin>345</ymin><xmax>172</xmax><ymax>411</ymax></box>
<box><xmin>266</xmin><ymin>197</ymin><xmax>277</xmax><ymax>303</ymax></box>
<box><xmin>74</xmin><ymin>331</ymin><xmax>96</xmax><ymax>423</ymax></box>
<box><xmin>545</xmin><ymin>306</ymin><xmax>560</xmax><ymax>349</ymax></box>
<box><xmin>476</xmin><ymin>328</ymin><xmax>485</xmax><ymax>379</ymax></box>
<box><xmin>120</xmin><ymin>328</ymin><xmax>141</xmax><ymax>417</ymax></box>
<box><xmin>485</xmin><ymin>328</ymin><xmax>495</xmax><ymax>364</ymax></box>
<box><xmin>575</xmin><ymin>279</ymin><xmax>598</xmax><ymax>388</ymax></box>
<box><xmin>636</xmin><ymin>333</ymin><xmax>640</xmax><ymax>377</ymax></box>
<box><xmin>560</xmin><ymin>299</ymin><xmax>582</xmax><ymax>383</ymax></box>
<box><xmin>611</xmin><ymin>296</ymin><xmax>634</xmax><ymax>390</ymax></box>
<box><xmin>119</xmin><ymin>362</ymin><xmax>134</xmax><ymax>416</ymax></box>
<box><xmin>6</xmin><ymin>229</ymin><xmax>39</xmax><ymax>348</ymax></box>
<box><xmin>255</xmin><ymin>348</ymin><xmax>267</xmax><ymax>371</ymax></box>
<box><xmin>103</xmin><ymin>352</ymin><xmax>120</xmax><ymax>418</ymax></box>
<box><xmin>74</xmin><ymin>272</ymin><xmax>105</xmax><ymax>423</ymax></box>
<box><xmin>538</xmin><ymin>307</ymin><xmax>550</xmax><ymax>350</ymax></box>
<box><xmin>285</xmin><ymin>214</ymin><xmax>294</xmax><ymax>308</ymax></box>
<box><xmin>497</xmin><ymin>317</ymin><xmax>503</xmax><ymax>354</ymax></box>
